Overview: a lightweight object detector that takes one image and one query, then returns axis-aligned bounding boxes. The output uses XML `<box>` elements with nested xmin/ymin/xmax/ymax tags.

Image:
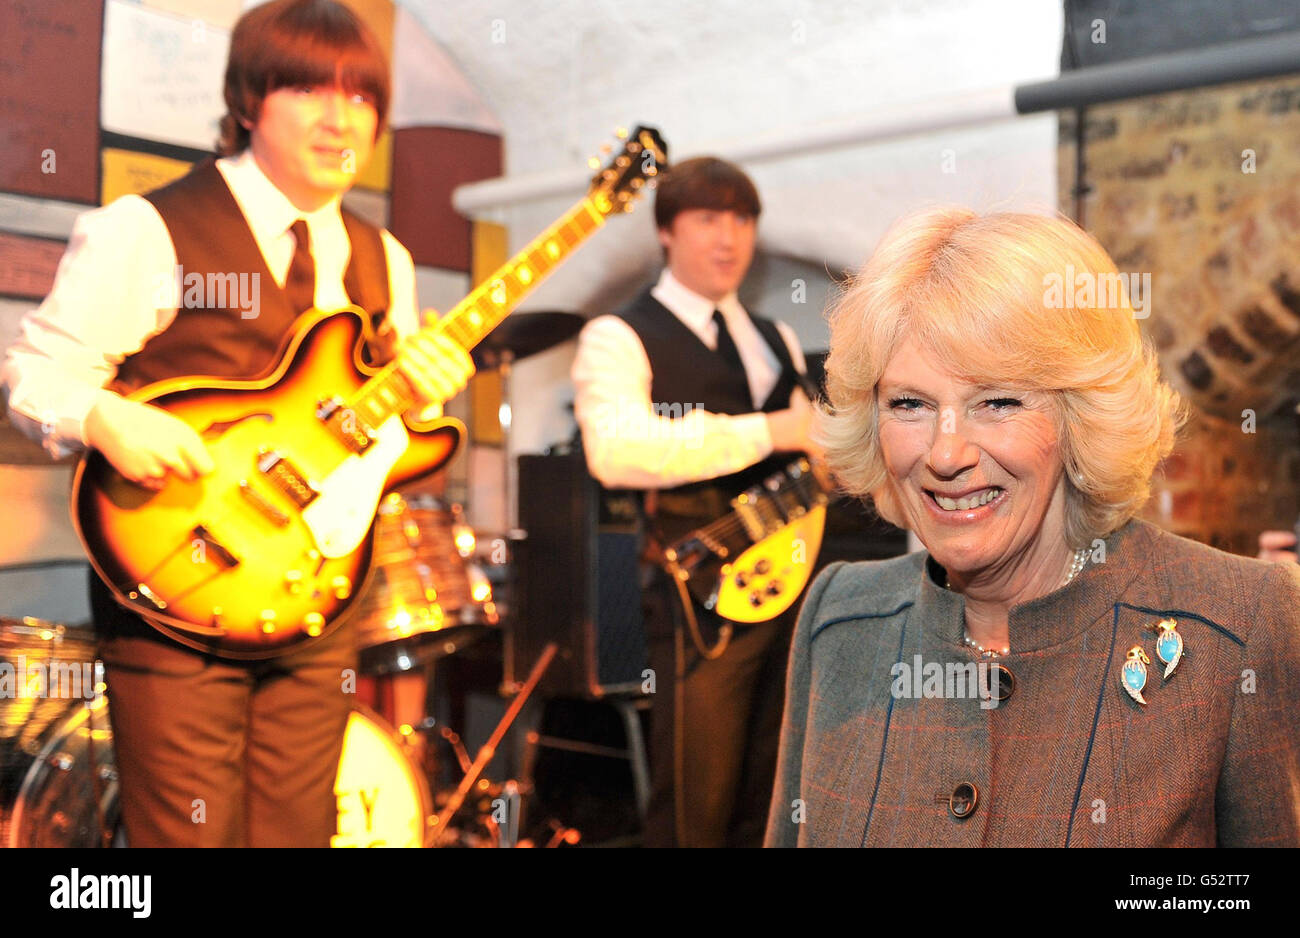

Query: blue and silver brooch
<box><xmin>1148</xmin><ymin>617</ymin><xmax>1184</xmax><ymax>680</ymax></box>
<box><xmin>1120</xmin><ymin>645</ymin><xmax>1150</xmax><ymax>706</ymax></box>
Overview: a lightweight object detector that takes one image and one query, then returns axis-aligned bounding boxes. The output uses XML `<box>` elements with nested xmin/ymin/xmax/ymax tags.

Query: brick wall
<box><xmin>1062</xmin><ymin>75</ymin><xmax>1300</xmax><ymax>554</ymax></box>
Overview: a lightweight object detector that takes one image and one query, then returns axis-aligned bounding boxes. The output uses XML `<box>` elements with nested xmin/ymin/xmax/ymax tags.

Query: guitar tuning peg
<box><xmin>614</xmin><ymin>127</ymin><xmax>629</xmax><ymax>139</ymax></box>
<box><xmin>587</xmin><ymin>156</ymin><xmax>600</xmax><ymax>169</ymax></box>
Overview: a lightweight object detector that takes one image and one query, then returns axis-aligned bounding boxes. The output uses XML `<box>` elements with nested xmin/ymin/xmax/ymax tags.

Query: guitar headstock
<box><xmin>587</xmin><ymin>125</ymin><xmax>669</xmax><ymax>217</ymax></box>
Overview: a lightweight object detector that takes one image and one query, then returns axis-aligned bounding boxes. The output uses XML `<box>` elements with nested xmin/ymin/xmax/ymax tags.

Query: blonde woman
<box><xmin>765</xmin><ymin>208</ymin><xmax>1300</xmax><ymax>847</ymax></box>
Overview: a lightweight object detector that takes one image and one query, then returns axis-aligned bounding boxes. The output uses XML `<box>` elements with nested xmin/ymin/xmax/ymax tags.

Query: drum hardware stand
<box><xmin>473</xmin><ymin>310</ymin><xmax>585</xmax><ymax>533</ymax></box>
<box><xmin>517</xmin><ymin>696</ymin><xmax>651</xmax><ymax>822</ymax></box>
<box><xmin>439</xmin><ymin>725</ymin><xmax>473</xmax><ymax>774</ymax></box>
<box><xmin>83</xmin><ymin>691</ymin><xmax>114</xmax><ymax>849</ymax></box>
<box><xmin>500</xmin><ymin>348</ymin><xmax>516</xmax><ymax>530</ymax></box>
<box><xmin>497</xmin><ymin>779</ymin><xmax>522</xmax><ymax>848</ymax></box>
<box><xmin>428</xmin><ymin>641</ymin><xmax>556</xmax><ymax>846</ymax></box>
<box><xmin>543</xmin><ymin>818</ymin><xmax>581</xmax><ymax>848</ymax></box>
<box><xmin>399</xmin><ymin>714</ymin><xmax>440</xmax><ymax>782</ymax></box>
<box><xmin>472</xmin><ymin>345</ymin><xmax>517</xmax><ymax>536</ymax></box>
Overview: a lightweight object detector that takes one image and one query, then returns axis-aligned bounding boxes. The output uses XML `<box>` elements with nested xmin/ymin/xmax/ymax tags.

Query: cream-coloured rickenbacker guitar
<box><xmin>72</xmin><ymin>126</ymin><xmax>668</xmax><ymax>659</ymax></box>
<box><xmin>662</xmin><ymin>456</ymin><xmax>829</xmax><ymax>625</ymax></box>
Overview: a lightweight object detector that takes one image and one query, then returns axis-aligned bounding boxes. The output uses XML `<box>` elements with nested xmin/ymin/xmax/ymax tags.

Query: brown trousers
<box><xmin>642</xmin><ymin>570</ymin><xmax>795</xmax><ymax>848</ymax></box>
<box><xmin>92</xmin><ymin>576</ymin><xmax>355</xmax><ymax>848</ymax></box>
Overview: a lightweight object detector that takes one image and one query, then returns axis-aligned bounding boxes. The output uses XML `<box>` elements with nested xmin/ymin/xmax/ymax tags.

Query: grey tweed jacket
<box><xmin>764</xmin><ymin>518</ymin><xmax>1300</xmax><ymax>847</ymax></box>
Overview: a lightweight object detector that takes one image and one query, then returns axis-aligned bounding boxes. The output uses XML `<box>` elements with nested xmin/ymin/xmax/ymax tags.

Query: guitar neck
<box><xmin>439</xmin><ymin>198</ymin><xmax>609</xmax><ymax>350</ymax></box>
<box><xmin>346</xmin><ymin>196</ymin><xmax>611</xmax><ymax>427</ymax></box>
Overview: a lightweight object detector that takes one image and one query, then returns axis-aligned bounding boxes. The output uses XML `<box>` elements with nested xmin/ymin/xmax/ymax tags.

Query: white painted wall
<box><xmin>1</xmin><ymin>0</ymin><xmax>1065</xmax><ymax>595</ymax></box>
<box><xmin>402</xmin><ymin>0</ymin><xmax>1063</xmax><ymax>516</ymax></box>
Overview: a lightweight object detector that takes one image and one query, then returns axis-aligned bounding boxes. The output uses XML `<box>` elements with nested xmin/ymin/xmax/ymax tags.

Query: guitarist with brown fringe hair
<box><xmin>2</xmin><ymin>0</ymin><xmax>473</xmax><ymax>846</ymax></box>
<box><xmin>572</xmin><ymin>156</ymin><xmax>821</xmax><ymax>847</ymax></box>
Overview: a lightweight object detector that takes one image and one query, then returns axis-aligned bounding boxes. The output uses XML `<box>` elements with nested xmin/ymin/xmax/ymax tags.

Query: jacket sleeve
<box><xmin>764</xmin><ymin>560</ymin><xmax>845</xmax><ymax>847</ymax></box>
<box><xmin>1215</xmin><ymin>560</ymin><xmax>1300</xmax><ymax>846</ymax></box>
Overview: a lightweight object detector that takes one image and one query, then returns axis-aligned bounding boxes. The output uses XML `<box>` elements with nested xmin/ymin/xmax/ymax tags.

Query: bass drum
<box><xmin>2</xmin><ymin>623</ymin><xmax>429</xmax><ymax>847</ymax></box>
<box><xmin>0</xmin><ymin>617</ymin><xmax>119</xmax><ymax>848</ymax></box>
<box><xmin>332</xmin><ymin>705</ymin><xmax>433</xmax><ymax>848</ymax></box>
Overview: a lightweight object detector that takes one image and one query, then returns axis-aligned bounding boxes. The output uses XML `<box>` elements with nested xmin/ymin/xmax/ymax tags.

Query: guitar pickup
<box><xmin>316</xmin><ymin>396</ymin><xmax>344</xmax><ymax>421</ymax></box>
<box><xmin>731</xmin><ymin>490</ymin><xmax>768</xmax><ymax>542</ymax></box>
<box><xmin>763</xmin><ymin>475</ymin><xmax>791</xmax><ymax>523</ymax></box>
<box><xmin>256</xmin><ymin>450</ymin><xmax>319</xmax><ymax>508</ymax></box>
<box><xmin>316</xmin><ymin>397</ymin><xmax>376</xmax><ymax>454</ymax></box>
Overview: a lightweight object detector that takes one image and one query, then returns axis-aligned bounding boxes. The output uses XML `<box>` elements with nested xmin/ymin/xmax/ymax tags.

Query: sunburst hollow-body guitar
<box><xmin>72</xmin><ymin>126</ymin><xmax>668</xmax><ymax>658</ymax></box>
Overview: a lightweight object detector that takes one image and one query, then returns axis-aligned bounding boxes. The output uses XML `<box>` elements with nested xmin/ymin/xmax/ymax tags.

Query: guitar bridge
<box><xmin>239</xmin><ymin>481</ymin><xmax>290</xmax><ymax>527</ymax></box>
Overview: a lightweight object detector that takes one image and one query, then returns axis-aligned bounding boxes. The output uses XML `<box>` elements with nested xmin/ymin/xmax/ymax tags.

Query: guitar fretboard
<box><xmin>347</xmin><ymin>196</ymin><xmax>611</xmax><ymax>428</ymax></box>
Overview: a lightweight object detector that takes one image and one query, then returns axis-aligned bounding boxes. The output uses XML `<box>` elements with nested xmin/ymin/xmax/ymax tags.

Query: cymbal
<box><xmin>474</xmin><ymin>311</ymin><xmax>586</xmax><ymax>365</ymax></box>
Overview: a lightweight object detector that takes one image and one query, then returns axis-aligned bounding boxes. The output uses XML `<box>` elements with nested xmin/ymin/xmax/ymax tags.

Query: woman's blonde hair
<box><xmin>820</xmin><ymin>207</ymin><xmax>1185</xmax><ymax>548</ymax></box>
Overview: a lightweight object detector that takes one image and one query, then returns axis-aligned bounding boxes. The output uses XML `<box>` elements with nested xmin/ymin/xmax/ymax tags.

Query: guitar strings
<box><xmin>695</xmin><ymin>478</ymin><xmax>821</xmax><ymax>543</ymax></box>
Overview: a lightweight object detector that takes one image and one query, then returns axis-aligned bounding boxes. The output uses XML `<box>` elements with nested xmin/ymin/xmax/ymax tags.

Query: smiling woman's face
<box><xmin>876</xmin><ymin>333</ymin><xmax>1069</xmax><ymax>578</ymax></box>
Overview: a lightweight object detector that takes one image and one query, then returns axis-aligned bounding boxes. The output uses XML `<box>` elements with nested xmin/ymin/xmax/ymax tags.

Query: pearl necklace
<box><xmin>1059</xmin><ymin>546</ymin><xmax>1089</xmax><ymax>587</ymax></box>
<box><xmin>952</xmin><ymin>547</ymin><xmax>1090</xmax><ymax>659</ymax></box>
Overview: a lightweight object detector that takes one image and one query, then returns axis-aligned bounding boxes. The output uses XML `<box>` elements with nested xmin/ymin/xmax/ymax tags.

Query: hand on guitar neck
<box><xmin>765</xmin><ymin>386</ymin><xmax>826</xmax><ymax>467</ymax></box>
<box><xmin>392</xmin><ymin>309</ymin><xmax>476</xmax><ymax>412</ymax></box>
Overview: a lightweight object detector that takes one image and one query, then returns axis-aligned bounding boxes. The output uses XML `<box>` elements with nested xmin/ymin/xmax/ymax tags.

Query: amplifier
<box><xmin>508</xmin><ymin>451</ymin><xmax>648</xmax><ymax>698</ymax></box>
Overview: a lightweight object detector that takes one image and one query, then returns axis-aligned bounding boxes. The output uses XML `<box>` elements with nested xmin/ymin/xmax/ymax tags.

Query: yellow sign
<box><xmin>101</xmin><ymin>148</ymin><xmax>192</xmax><ymax>206</ymax></box>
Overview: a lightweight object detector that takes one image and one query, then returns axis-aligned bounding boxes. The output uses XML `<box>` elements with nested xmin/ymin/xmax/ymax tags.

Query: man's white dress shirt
<box><xmin>571</xmin><ymin>268</ymin><xmax>807</xmax><ymax>489</ymax></box>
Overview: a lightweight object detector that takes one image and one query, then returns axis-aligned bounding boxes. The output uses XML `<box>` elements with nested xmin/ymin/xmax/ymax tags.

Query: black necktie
<box><xmin>712</xmin><ymin>309</ymin><xmax>747</xmax><ymax>376</ymax></box>
<box><xmin>285</xmin><ymin>219</ymin><xmax>316</xmax><ymax>314</ymax></box>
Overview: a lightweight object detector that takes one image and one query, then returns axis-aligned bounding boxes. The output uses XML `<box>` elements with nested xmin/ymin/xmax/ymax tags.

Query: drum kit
<box><xmin>0</xmin><ymin>312</ymin><xmax>590</xmax><ymax>849</ymax></box>
<box><xmin>0</xmin><ymin>492</ymin><xmax>549</xmax><ymax>849</ymax></box>
<box><xmin>0</xmin><ymin>618</ymin><xmax>116</xmax><ymax>848</ymax></box>
<box><xmin>354</xmin><ymin>492</ymin><xmax>497</xmax><ymax>676</ymax></box>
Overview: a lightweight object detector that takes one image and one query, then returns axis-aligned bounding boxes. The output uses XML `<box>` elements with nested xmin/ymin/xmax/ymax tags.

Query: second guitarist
<box><xmin>572</xmin><ymin>156</ymin><xmax>821</xmax><ymax>847</ymax></box>
<box><xmin>2</xmin><ymin>0</ymin><xmax>474</xmax><ymax>847</ymax></box>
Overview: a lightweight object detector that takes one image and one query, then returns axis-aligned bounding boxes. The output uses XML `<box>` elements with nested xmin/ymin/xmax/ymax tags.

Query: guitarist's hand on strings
<box><xmin>84</xmin><ymin>392</ymin><xmax>215</xmax><ymax>490</ymax></box>
<box><xmin>393</xmin><ymin>310</ymin><xmax>476</xmax><ymax>408</ymax></box>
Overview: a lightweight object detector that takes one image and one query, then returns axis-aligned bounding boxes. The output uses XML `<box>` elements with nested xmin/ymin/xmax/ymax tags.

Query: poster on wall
<box><xmin>100</xmin><ymin>0</ymin><xmax>230</xmax><ymax>152</ymax></box>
